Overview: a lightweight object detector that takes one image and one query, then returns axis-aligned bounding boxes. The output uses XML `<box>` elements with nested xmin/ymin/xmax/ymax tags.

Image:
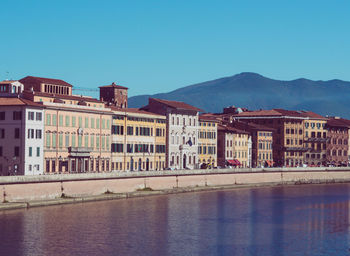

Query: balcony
<box><xmin>68</xmin><ymin>147</ymin><xmax>92</xmax><ymax>157</ymax></box>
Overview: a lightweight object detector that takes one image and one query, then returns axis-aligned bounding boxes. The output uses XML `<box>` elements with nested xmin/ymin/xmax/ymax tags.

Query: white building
<box><xmin>0</xmin><ymin>97</ymin><xmax>44</xmax><ymax>175</ymax></box>
<box><xmin>142</xmin><ymin>98</ymin><xmax>203</xmax><ymax>170</ymax></box>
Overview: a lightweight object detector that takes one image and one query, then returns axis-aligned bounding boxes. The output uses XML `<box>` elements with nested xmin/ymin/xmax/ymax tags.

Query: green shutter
<box><xmin>52</xmin><ymin>114</ymin><xmax>57</xmax><ymax>126</ymax></box>
<box><xmin>72</xmin><ymin>134</ymin><xmax>76</xmax><ymax>147</ymax></box>
<box><xmin>91</xmin><ymin>118</ymin><xmax>95</xmax><ymax>128</ymax></box>
<box><xmin>46</xmin><ymin>114</ymin><xmax>51</xmax><ymax>126</ymax></box>
<box><xmin>46</xmin><ymin>133</ymin><xmax>51</xmax><ymax>147</ymax></box>
<box><xmin>59</xmin><ymin>134</ymin><xmax>63</xmax><ymax>148</ymax></box>
<box><xmin>52</xmin><ymin>133</ymin><xmax>57</xmax><ymax>148</ymax></box>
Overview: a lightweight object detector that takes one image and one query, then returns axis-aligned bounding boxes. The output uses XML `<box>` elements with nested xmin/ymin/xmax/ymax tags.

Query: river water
<box><xmin>1</xmin><ymin>183</ymin><xmax>350</xmax><ymax>256</ymax></box>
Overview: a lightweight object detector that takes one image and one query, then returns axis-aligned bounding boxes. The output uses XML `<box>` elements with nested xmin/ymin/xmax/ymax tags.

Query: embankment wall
<box><xmin>1</xmin><ymin>167</ymin><xmax>350</xmax><ymax>203</ymax></box>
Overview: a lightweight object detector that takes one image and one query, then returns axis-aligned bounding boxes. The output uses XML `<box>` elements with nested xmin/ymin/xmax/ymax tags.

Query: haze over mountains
<box><xmin>129</xmin><ymin>72</ymin><xmax>350</xmax><ymax>118</ymax></box>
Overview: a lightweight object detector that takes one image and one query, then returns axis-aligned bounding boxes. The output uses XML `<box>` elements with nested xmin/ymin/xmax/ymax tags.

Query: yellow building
<box><xmin>303</xmin><ymin>112</ymin><xmax>328</xmax><ymax>166</ymax></box>
<box><xmin>20</xmin><ymin>76</ymin><xmax>113</xmax><ymax>173</ymax></box>
<box><xmin>198</xmin><ymin>116</ymin><xmax>218</xmax><ymax>168</ymax></box>
<box><xmin>233</xmin><ymin>132</ymin><xmax>250</xmax><ymax>168</ymax></box>
<box><xmin>218</xmin><ymin>125</ymin><xmax>250</xmax><ymax>168</ymax></box>
<box><xmin>110</xmin><ymin>107</ymin><xmax>166</xmax><ymax>171</ymax></box>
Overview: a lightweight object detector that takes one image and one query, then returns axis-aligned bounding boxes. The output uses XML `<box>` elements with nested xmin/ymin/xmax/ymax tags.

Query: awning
<box><xmin>227</xmin><ymin>160</ymin><xmax>236</xmax><ymax>165</ymax></box>
<box><xmin>234</xmin><ymin>159</ymin><xmax>241</xmax><ymax>165</ymax></box>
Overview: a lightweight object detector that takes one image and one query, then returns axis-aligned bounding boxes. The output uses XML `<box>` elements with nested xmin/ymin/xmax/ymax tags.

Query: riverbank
<box><xmin>1</xmin><ymin>174</ymin><xmax>350</xmax><ymax>211</ymax></box>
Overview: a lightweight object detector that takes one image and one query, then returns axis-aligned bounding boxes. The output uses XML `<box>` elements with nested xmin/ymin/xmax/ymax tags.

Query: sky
<box><xmin>1</xmin><ymin>0</ymin><xmax>350</xmax><ymax>97</ymax></box>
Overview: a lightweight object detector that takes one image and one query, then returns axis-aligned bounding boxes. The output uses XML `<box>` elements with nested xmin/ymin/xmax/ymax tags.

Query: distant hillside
<box><xmin>128</xmin><ymin>72</ymin><xmax>350</xmax><ymax>118</ymax></box>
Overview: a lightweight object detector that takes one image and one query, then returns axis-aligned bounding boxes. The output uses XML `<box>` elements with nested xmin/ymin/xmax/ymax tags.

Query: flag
<box><xmin>187</xmin><ymin>139</ymin><xmax>192</xmax><ymax>146</ymax></box>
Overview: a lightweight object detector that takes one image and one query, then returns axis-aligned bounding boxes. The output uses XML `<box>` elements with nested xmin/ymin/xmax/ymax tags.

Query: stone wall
<box><xmin>1</xmin><ymin>167</ymin><xmax>350</xmax><ymax>203</ymax></box>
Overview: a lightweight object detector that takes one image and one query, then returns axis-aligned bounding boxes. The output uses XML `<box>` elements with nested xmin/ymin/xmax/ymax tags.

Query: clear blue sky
<box><xmin>1</xmin><ymin>0</ymin><xmax>349</xmax><ymax>97</ymax></box>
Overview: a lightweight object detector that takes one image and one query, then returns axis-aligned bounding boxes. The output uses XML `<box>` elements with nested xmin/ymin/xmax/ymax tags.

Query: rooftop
<box><xmin>218</xmin><ymin>124</ymin><xmax>249</xmax><ymax>134</ymax></box>
<box><xmin>19</xmin><ymin>76</ymin><xmax>73</xmax><ymax>87</ymax></box>
<box><xmin>99</xmin><ymin>82</ymin><xmax>128</xmax><ymax>90</ymax></box>
<box><xmin>150</xmin><ymin>98</ymin><xmax>203</xmax><ymax>112</ymax></box>
<box><xmin>0</xmin><ymin>97</ymin><xmax>43</xmax><ymax>107</ymax></box>
<box><xmin>30</xmin><ymin>91</ymin><xmax>103</xmax><ymax>103</ymax></box>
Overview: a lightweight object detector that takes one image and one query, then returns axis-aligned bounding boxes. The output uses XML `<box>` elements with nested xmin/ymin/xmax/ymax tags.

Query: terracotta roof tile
<box><xmin>20</xmin><ymin>76</ymin><xmax>73</xmax><ymax>87</ymax></box>
<box><xmin>99</xmin><ymin>82</ymin><xmax>128</xmax><ymax>90</ymax></box>
<box><xmin>33</xmin><ymin>91</ymin><xmax>102</xmax><ymax>103</ymax></box>
<box><xmin>151</xmin><ymin>98</ymin><xmax>203</xmax><ymax>112</ymax></box>
<box><xmin>0</xmin><ymin>97</ymin><xmax>43</xmax><ymax>107</ymax></box>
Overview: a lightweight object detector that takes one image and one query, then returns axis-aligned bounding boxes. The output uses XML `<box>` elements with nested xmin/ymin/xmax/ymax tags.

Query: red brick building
<box><xmin>326</xmin><ymin>118</ymin><xmax>350</xmax><ymax>166</ymax></box>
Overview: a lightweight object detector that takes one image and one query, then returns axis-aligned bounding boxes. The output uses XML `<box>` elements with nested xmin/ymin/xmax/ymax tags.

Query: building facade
<box><xmin>142</xmin><ymin>98</ymin><xmax>202</xmax><ymax>170</ymax></box>
<box><xmin>110</xmin><ymin>108</ymin><xmax>166</xmax><ymax>171</ymax></box>
<box><xmin>303</xmin><ymin>113</ymin><xmax>328</xmax><ymax>166</ymax></box>
<box><xmin>99</xmin><ymin>82</ymin><xmax>128</xmax><ymax>108</ymax></box>
<box><xmin>326</xmin><ymin>118</ymin><xmax>350</xmax><ymax>166</ymax></box>
<box><xmin>198</xmin><ymin>115</ymin><xmax>218</xmax><ymax>168</ymax></box>
<box><xmin>0</xmin><ymin>98</ymin><xmax>44</xmax><ymax>176</ymax></box>
<box><xmin>217</xmin><ymin>125</ymin><xmax>250</xmax><ymax>168</ymax></box>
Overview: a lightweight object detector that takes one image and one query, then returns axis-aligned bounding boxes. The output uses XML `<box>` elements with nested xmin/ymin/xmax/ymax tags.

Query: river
<box><xmin>1</xmin><ymin>183</ymin><xmax>350</xmax><ymax>256</ymax></box>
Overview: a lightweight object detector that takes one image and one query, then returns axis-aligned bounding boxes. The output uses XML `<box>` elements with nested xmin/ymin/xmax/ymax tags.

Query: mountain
<box><xmin>128</xmin><ymin>72</ymin><xmax>350</xmax><ymax>118</ymax></box>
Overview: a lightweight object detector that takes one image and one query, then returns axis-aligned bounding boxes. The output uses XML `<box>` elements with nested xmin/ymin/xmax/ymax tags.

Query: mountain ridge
<box><xmin>128</xmin><ymin>72</ymin><xmax>350</xmax><ymax>118</ymax></box>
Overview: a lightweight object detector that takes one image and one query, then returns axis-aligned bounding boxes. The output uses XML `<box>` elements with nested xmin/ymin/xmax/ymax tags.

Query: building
<box><xmin>0</xmin><ymin>80</ymin><xmax>24</xmax><ymax>95</ymax></box>
<box><xmin>231</xmin><ymin>121</ymin><xmax>274</xmax><ymax>168</ymax></box>
<box><xmin>198</xmin><ymin>115</ymin><xmax>218</xmax><ymax>168</ymax></box>
<box><xmin>20</xmin><ymin>76</ymin><xmax>113</xmax><ymax>173</ymax></box>
<box><xmin>110</xmin><ymin>108</ymin><xmax>166</xmax><ymax>171</ymax></box>
<box><xmin>99</xmin><ymin>82</ymin><xmax>128</xmax><ymax>108</ymax></box>
<box><xmin>142</xmin><ymin>98</ymin><xmax>202</xmax><ymax>169</ymax></box>
<box><xmin>326</xmin><ymin>117</ymin><xmax>350</xmax><ymax>166</ymax></box>
<box><xmin>0</xmin><ymin>97</ymin><xmax>44</xmax><ymax>176</ymax></box>
<box><xmin>302</xmin><ymin>112</ymin><xmax>328</xmax><ymax>166</ymax></box>
<box><xmin>217</xmin><ymin>124</ymin><xmax>250</xmax><ymax>168</ymax></box>
<box><xmin>234</xmin><ymin>109</ymin><xmax>309</xmax><ymax>167</ymax></box>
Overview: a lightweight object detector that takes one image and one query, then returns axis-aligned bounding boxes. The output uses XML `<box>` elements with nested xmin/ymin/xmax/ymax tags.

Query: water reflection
<box><xmin>1</xmin><ymin>184</ymin><xmax>350</xmax><ymax>256</ymax></box>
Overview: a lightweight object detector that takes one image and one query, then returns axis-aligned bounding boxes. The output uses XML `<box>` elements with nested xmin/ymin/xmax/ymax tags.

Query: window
<box><xmin>59</xmin><ymin>115</ymin><xmax>63</xmax><ymax>126</ymax></box>
<box><xmin>13</xmin><ymin>111</ymin><xmax>22</xmax><ymax>120</ymax></box>
<box><xmin>101</xmin><ymin>119</ymin><xmax>105</xmax><ymax>129</ymax></box>
<box><xmin>90</xmin><ymin>135</ymin><xmax>94</xmax><ymax>148</ymax></box>
<box><xmin>127</xmin><ymin>126</ymin><xmax>134</xmax><ymax>135</ymax></box>
<box><xmin>52</xmin><ymin>133</ymin><xmax>57</xmax><ymax>148</ymax></box>
<box><xmin>78</xmin><ymin>135</ymin><xmax>82</xmax><ymax>147</ymax></box>
<box><xmin>29</xmin><ymin>147</ymin><xmax>32</xmax><ymax>157</ymax></box>
<box><xmin>91</xmin><ymin>118</ymin><xmax>95</xmax><ymax>128</ymax></box>
<box><xmin>78</xmin><ymin>116</ymin><xmax>82</xmax><ymax>127</ymax></box>
<box><xmin>0</xmin><ymin>146</ymin><xmax>2</xmax><ymax>156</ymax></box>
<box><xmin>96</xmin><ymin>135</ymin><xmax>100</xmax><ymax>148</ymax></box>
<box><xmin>0</xmin><ymin>128</ymin><xmax>4</xmax><ymax>138</ymax></box>
<box><xmin>36</xmin><ymin>147</ymin><xmax>40</xmax><ymax>157</ymax></box>
<box><xmin>96</xmin><ymin>118</ymin><xmax>100</xmax><ymax>129</ymax></box>
<box><xmin>72</xmin><ymin>116</ymin><xmax>76</xmax><ymax>127</ymax></box>
<box><xmin>28</xmin><ymin>111</ymin><xmax>35</xmax><ymax>120</ymax></box>
<box><xmin>111</xmin><ymin>143</ymin><xmax>124</xmax><ymax>153</ymax></box>
<box><xmin>28</xmin><ymin>129</ymin><xmax>35</xmax><ymax>139</ymax></box>
<box><xmin>72</xmin><ymin>134</ymin><xmax>76</xmax><ymax>147</ymax></box>
<box><xmin>65</xmin><ymin>134</ymin><xmax>70</xmax><ymax>147</ymax></box>
<box><xmin>0</xmin><ymin>112</ymin><xmax>5</xmax><ymax>120</ymax></box>
<box><xmin>52</xmin><ymin>114</ymin><xmax>57</xmax><ymax>126</ymax></box>
<box><xmin>46</xmin><ymin>133</ymin><xmax>51</xmax><ymax>147</ymax></box>
<box><xmin>65</xmin><ymin>116</ymin><xmax>70</xmax><ymax>127</ymax></box>
<box><xmin>36</xmin><ymin>112</ymin><xmax>42</xmax><ymax>121</ymax></box>
<box><xmin>46</xmin><ymin>114</ymin><xmax>51</xmax><ymax>125</ymax></box>
<box><xmin>14</xmin><ymin>146</ymin><xmax>19</xmax><ymax>157</ymax></box>
<box><xmin>14</xmin><ymin>128</ymin><xmax>20</xmax><ymax>139</ymax></box>
<box><xmin>85</xmin><ymin>117</ymin><xmax>89</xmax><ymax>128</ymax></box>
<box><xmin>36</xmin><ymin>129</ymin><xmax>42</xmax><ymax>139</ymax></box>
<box><xmin>59</xmin><ymin>134</ymin><xmax>63</xmax><ymax>148</ymax></box>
